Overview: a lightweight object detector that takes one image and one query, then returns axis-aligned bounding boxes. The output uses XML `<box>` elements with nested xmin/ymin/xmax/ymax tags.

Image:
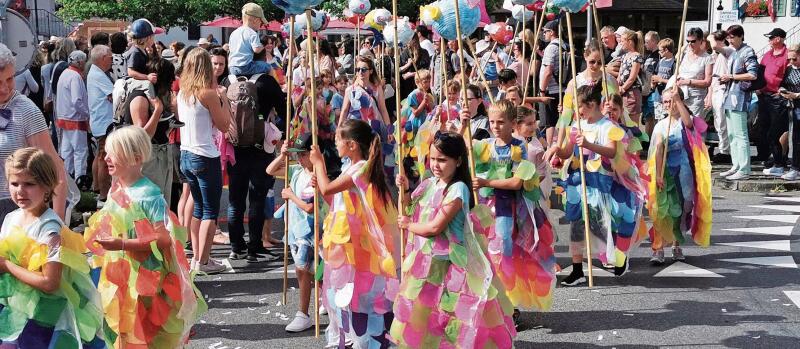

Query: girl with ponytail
<box><xmin>309</xmin><ymin>119</ymin><xmax>398</xmax><ymax>348</ymax></box>
<box><xmin>551</xmin><ymin>83</ymin><xmax>645</xmax><ymax>286</ymax></box>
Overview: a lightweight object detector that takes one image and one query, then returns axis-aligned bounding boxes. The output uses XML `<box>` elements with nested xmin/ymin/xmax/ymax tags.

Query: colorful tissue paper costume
<box><xmin>472</xmin><ymin>138</ymin><xmax>557</xmax><ymax>311</ymax></box>
<box><xmin>398</xmin><ymin>89</ymin><xmax>435</xmax><ymax>184</ymax></box>
<box><xmin>345</xmin><ymin>85</ymin><xmax>395</xmax><ymax>181</ymax></box>
<box><xmin>322</xmin><ymin>160</ymin><xmax>399</xmax><ymax>348</ymax></box>
<box><xmin>557</xmin><ymin>73</ymin><xmax>619</xmax><ymax>130</ymax></box>
<box><xmin>647</xmin><ymin>116</ymin><xmax>712</xmax><ymax>249</ymax></box>
<box><xmin>390</xmin><ymin>180</ymin><xmax>516</xmax><ymax>348</ymax></box>
<box><xmin>0</xmin><ymin>209</ymin><xmax>105</xmax><ymax>348</ymax></box>
<box><xmin>561</xmin><ymin>117</ymin><xmax>646</xmax><ymax>267</ymax></box>
<box><xmin>84</xmin><ymin>179</ymin><xmax>206</xmax><ymax>348</ymax></box>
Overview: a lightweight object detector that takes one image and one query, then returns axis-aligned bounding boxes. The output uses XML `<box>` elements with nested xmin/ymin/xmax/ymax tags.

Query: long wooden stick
<box><xmin>282</xmin><ymin>15</ymin><xmax>296</xmax><ymax>308</ymax></box>
<box><xmin>557</xmin><ymin>18</ymin><xmax>563</xmax><ymax>106</ymax></box>
<box><xmin>441</xmin><ymin>38</ymin><xmax>448</xmax><ymax>104</ymax></box>
<box><xmin>523</xmin><ymin>0</ymin><xmax>549</xmax><ymax>99</ymax></box>
<box><xmin>453</xmin><ymin>0</ymin><xmax>478</xmax><ymax>200</ymax></box>
<box><xmin>590</xmin><ymin>1</ymin><xmax>610</xmax><ymax>101</ymax></box>
<box><xmin>304</xmin><ymin>9</ymin><xmax>320</xmax><ymax>338</ymax></box>
<box><xmin>660</xmin><ymin>0</ymin><xmax>690</xmax><ymax>184</ymax></box>
<box><xmin>392</xmin><ymin>2</ymin><xmax>405</xmax><ymax>263</ymax></box>
<box><xmin>464</xmin><ymin>40</ymin><xmax>496</xmax><ymax>104</ymax></box>
<box><xmin>565</xmin><ymin>12</ymin><xmax>594</xmax><ymax>287</ymax></box>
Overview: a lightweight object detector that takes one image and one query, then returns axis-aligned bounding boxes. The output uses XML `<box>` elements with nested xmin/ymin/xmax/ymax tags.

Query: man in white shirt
<box><xmin>55</xmin><ymin>50</ymin><xmax>90</xmax><ymax>182</ymax></box>
<box><xmin>416</xmin><ymin>25</ymin><xmax>436</xmax><ymax>60</ymax></box>
<box><xmin>539</xmin><ymin>20</ymin><xmax>562</xmax><ymax>146</ymax></box>
<box><xmin>87</xmin><ymin>45</ymin><xmax>115</xmax><ymax>201</ymax></box>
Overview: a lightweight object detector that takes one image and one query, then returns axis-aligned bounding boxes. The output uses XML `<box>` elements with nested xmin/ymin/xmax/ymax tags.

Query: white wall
<box><xmin>154</xmin><ymin>26</ymin><xmax>224</xmax><ymax>47</ymax></box>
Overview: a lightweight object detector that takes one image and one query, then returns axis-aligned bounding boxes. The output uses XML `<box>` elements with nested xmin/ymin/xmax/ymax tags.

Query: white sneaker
<box><xmin>650</xmin><ymin>249</ymin><xmax>665</xmax><ymax>264</ymax></box>
<box><xmin>762</xmin><ymin>166</ymin><xmax>785</xmax><ymax>176</ymax></box>
<box><xmin>726</xmin><ymin>172</ymin><xmax>750</xmax><ymax>181</ymax></box>
<box><xmin>285</xmin><ymin>311</ymin><xmax>313</xmax><ymax>332</ymax></box>
<box><xmin>190</xmin><ymin>258</ymin><xmax>198</xmax><ymax>272</ymax></box>
<box><xmin>198</xmin><ymin>259</ymin><xmax>227</xmax><ymax>274</ymax></box>
<box><xmin>319</xmin><ymin>304</ymin><xmax>327</xmax><ymax>316</ymax></box>
<box><xmin>781</xmin><ymin>169</ymin><xmax>800</xmax><ymax>180</ymax></box>
<box><xmin>719</xmin><ymin>167</ymin><xmax>738</xmax><ymax>177</ymax></box>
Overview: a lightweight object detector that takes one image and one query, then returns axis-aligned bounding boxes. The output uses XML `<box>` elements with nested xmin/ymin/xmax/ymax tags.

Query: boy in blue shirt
<box><xmin>229</xmin><ymin>3</ymin><xmax>273</xmax><ymax>77</ymax></box>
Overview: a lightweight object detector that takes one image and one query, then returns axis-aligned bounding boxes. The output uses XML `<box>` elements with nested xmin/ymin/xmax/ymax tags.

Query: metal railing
<box><xmin>756</xmin><ymin>21</ymin><xmax>800</xmax><ymax>57</ymax></box>
<box><xmin>30</xmin><ymin>9</ymin><xmax>73</xmax><ymax>39</ymax></box>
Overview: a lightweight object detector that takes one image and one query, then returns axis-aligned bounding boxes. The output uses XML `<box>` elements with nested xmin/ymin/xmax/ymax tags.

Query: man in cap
<box><xmin>229</xmin><ymin>2</ymin><xmax>272</xmax><ymax>76</ymax></box>
<box><xmin>758</xmin><ymin>28</ymin><xmax>791</xmax><ymax>175</ymax></box>
<box><xmin>55</xmin><ymin>50</ymin><xmax>90</xmax><ymax>187</ymax></box>
<box><xmin>539</xmin><ymin>20</ymin><xmax>564</xmax><ymax>146</ymax></box>
<box><xmin>197</xmin><ymin>37</ymin><xmax>211</xmax><ymax>50</ymax></box>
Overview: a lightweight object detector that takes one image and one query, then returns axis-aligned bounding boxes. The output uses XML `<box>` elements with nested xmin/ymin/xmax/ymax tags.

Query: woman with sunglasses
<box><xmin>675</xmin><ymin>27</ymin><xmax>713</xmax><ymax>117</ymax></box>
<box><xmin>779</xmin><ymin>45</ymin><xmax>800</xmax><ymax>180</ymax></box>
<box><xmin>549</xmin><ymin>41</ymin><xmax>619</xmax><ymax>163</ymax></box>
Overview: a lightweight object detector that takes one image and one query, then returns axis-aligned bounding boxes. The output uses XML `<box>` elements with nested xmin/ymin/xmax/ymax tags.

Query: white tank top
<box><xmin>178</xmin><ymin>92</ymin><xmax>220</xmax><ymax>158</ymax></box>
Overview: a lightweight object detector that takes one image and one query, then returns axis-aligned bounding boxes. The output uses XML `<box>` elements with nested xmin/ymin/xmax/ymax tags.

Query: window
<box><xmin>792</xmin><ymin>0</ymin><xmax>800</xmax><ymax>16</ymax></box>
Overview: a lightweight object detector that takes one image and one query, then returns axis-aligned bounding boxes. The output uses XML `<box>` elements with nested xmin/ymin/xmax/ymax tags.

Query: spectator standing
<box><xmin>87</xmin><ymin>45</ymin><xmax>115</xmax><ymax>204</ymax></box>
<box><xmin>600</xmin><ymin>25</ymin><xmax>623</xmax><ymax>77</ymax></box>
<box><xmin>416</xmin><ymin>25</ymin><xmax>436</xmax><ymax>59</ymax></box>
<box><xmin>336</xmin><ymin>41</ymin><xmax>354</xmax><ymax>76</ymax></box>
<box><xmin>642</xmin><ymin>31</ymin><xmax>660</xmax><ymax>133</ymax></box>
<box><xmin>55</xmin><ymin>51</ymin><xmax>90</xmax><ymax>185</ymax></box>
<box><xmin>109</xmin><ymin>32</ymin><xmax>128</xmax><ymax>81</ymax></box>
<box><xmin>432</xmin><ymin>39</ymin><xmax>454</xmax><ymax>101</ymax></box>
<box><xmin>758</xmin><ymin>28</ymin><xmax>790</xmax><ymax>175</ymax></box>
<box><xmin>178</xmin><ymin>48</ymin><xmax>232</xmax><ymax>273</ymax></box>
<box><xmin>14</xmin><ymin>67</ymin><xmax>39</xmax><ymax>97</ymax></box>
<box><xmin>779</xmin><ymin>45</ymin><xmax>800</xmax><ymax>180</ymax></box>
<box><xmin>719</xmin><ymin>25</ymin><xmax>758</xmax><ymax>180</ymax></box>
<box><xmin>399</xmin><ymin>36</ymin><xmax>431</xmax><ymax>100</ymax></box>
<box><xmin>708</xmin><ymin>30</ymin><xmax>735</xmax><ymax>160</ymax></box>
<box><xmin>675</xmin><ymin>27</ymin><xmax>713</xmax><ymax>117</ymax></box>
<box><xmin>0</xmin><ymin>44</ymin><xmax>67</xmax><ymax>224</ymax></box>
<box><xmin>539</xmin><ymin>20</ymin><xmax>562</xmax><ymax>146</ymax></box>
<box><xmin>448</xmin><ymin>38</ymin><xmax>474</xmax><ymax>77</ymax></box>
<box><xmin>617</xmin><ymin>30</ymin><xmax>645</xmax><ymax>125</ymax></box>
<box><xmin>90</xmin><ymin>31</ymin><xmax>109</xmax><ymax>47</ymax></box>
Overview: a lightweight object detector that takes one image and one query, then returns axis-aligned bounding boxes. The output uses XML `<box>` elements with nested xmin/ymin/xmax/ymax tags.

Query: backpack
<box><xmin>111</xmin><ymin>78</ymin><xmax>133</xmax><ymax>128</ymax></box>
<box><xmin>742</xmin><ymin>63</ymin><xmax>767</xmax><ymax>92</ymax></box>
<box><xmin>640</xmin><ymin>68</ymin><xmax>653</xmax><ymax>96</ymax></box>
<box><xmin>550</xmin><ymin>41</ymin><xmax>572</xmax><ymax>86</ymax></box>
<box><xmin>226</xmin><ymin>74</ymin><xmax>265</xmax><ymax>148</ymax></box>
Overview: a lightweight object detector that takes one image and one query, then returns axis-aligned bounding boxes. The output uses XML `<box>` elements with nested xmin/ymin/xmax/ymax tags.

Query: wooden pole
<box><xmin>521</xmin><ymin>7</ymin><xmax>526</xmax><ymax>94</ymax></box>
<box><xmin>304</xmin><ymin>9</ymin><xmax>320</xmax><ymax>337</ymax></box>
<box><xmin>660</xmin><ymin>0</ymin><xmax>690</xmax><ymax>184</ymax></box>
<box><xmin>557</xmin><ymin>18</ymin><xmax>563</xmax><ymax>107</ymax></box>
<box><xmin>282</xmin><ymin>15</ymin><xmax>296</xmax><ymax>307</ymax></box>
<box><xmin>452</xmin><ymin>0</ymin><xmax>478</xmax><ymax>199</ymax></box>
<box><xmin>392</xmin><ymin>2</ymin><xmax>405</xmax><ymax>263</ymax></box>
<box><xmin>523</xmin><ymin>0</ymin><xmax>549</xmax><ymax>99</ymax></box>
<box><xmin>441</xmin><ymin>38</ymin><xmax>448</xmax><ymax>104</ymax></box>
<box><xmin>356</xmin><ymin>16</ymin><xmax>361</xmax><ymax>57</ymax></box>
<box><xmin>464</xmin><ymin>40</ymin><xmax>496</xmax><ymax>104</ymax></box>
<box><xmin>590</xmin><ymin>0</ymin><xmax>610</xmax><ymax>101</ymax></box>
<box><xmin>565</xmin><ymin>12</ymin><xmax>594</xmax><ymax>287</ymax></box>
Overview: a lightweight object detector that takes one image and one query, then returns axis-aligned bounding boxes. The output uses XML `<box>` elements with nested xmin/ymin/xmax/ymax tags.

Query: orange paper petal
<box><xmin>106</xmin><ymin>258</ymin><xmax>131</xmax><ymax>288</ymax></box>
<box><xmin>161</xmin><ymin>272</ymin><xmax>182</xmax><ymax>301</ymax></box>
<box><xmin>135</xmin><ymin>267</ymin><xmax>161</xmax><ymax>297</ymax></box>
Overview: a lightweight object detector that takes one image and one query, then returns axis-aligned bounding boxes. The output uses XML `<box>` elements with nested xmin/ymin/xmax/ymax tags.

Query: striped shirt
<box><xmin>0</xmin><ymin>91</ymin><xmax>49</xmax><ymax>199</ymax></box>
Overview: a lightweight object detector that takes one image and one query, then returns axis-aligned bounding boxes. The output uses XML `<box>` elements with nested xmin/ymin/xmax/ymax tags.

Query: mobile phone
<box><xmin>779</xmin><ymin>87</ymin><xmax>789</xmax><ymax>94</ymax></box>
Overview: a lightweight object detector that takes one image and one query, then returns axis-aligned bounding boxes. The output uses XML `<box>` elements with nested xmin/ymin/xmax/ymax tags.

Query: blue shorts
<box><xmin>229</xmin><ymin>60</ymin><xmax>272</xmax><ymax>77</ymax></box>
<box><xmin>290</xmin><ymin>243</ymin><xmax>313</xmax><ymax>271</ymax></box>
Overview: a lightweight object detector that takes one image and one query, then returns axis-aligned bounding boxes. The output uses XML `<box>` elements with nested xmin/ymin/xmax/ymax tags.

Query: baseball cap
<box><xmin>242</xmin><ymin>3</ymin><xmax>268</xmax><ymax>24</ymax></box>
<box><xmin>287</xmin><ymin>133</ymin><xmax>313</xmax><ymax>152</ymax></box>
<box><xmin>130</xmin><ymin>19</ymin><xmax>155</xmax><ymax>39</ymax></box>
<box><xmin>68</xmin><ymin>50</ymin><xmax>87</xmax><ymax>64</ymax></box>
<box><xmin>765</xmin><ymin>28</ymin><xmax>787</xmax><ymax>39</ymax></box>
<box><xmin>615</xmin><ymin>26</ymin><xmax>630</xmax><ymax>36</ymax></box>
<box><xmin>543</xmin><ymin>20</ymin><xmax>558</xmax><ymax>32</ymax></box>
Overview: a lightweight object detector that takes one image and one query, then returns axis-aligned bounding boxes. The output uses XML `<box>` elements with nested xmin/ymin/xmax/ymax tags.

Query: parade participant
<box><xmin>292</xmin><ymin>76</ymin><xmax>340</xmax><ymax>178</ymax></box>
<box><xmin>550</xmin><ymin>84</ymin><xmax>645</xmax><ymax>286</ymax></box>
<box><xmin>0</xmin><ymin>148</ymin><xmax>104</xmax><ymax>348</ymax></box>
<box><xmin>267</xmin><ymin>134</ymin><xmax>325</xmax><ymax>333</ymax></box>
<box><xmin>469</xmin><ymin>99</ymin><xmax>557</xmax><ymax>318</ymax></box>
<box><xmin>647</xmin><ymin>88</ymin><xmax>712</xmax><ymax>264</ymax></box>
<box><xmin>310</xmin><ymin>119</ymin><xmax>398</xmax><ymax>349</ymax></box>
<box><xmin>330</xmin><ymin>75</ymin><xmax>349</xmax><ymax>124</ymax></box>
<box><xmin>85</xmin><ymin>126</ymin><xmax>204</xmax><ymax>348</ymax></box>
<box><xmin>391</xmin><ymin>131</ymin><xmax>516</xmax><ymax>348</ymax></box>
<box><xmin>515</xmin><ymin>106</ymin><xmax>552</xmax><ymax>197</ymax></box>
<box><xmin>432</xmin><ymin>80</ymin><xmax>462</xmax><ymax>126</ymax></box>
<box><xmin>399</xmin><ymin>69</ymin><xmax>434</xmax><ymax>186</ymax></box>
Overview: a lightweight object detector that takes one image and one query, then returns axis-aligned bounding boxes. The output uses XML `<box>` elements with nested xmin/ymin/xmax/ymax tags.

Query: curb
<box><xmin>712</xmin><ymin>174</ymin><xmax>800</xmax><ymax>193</ymax></box>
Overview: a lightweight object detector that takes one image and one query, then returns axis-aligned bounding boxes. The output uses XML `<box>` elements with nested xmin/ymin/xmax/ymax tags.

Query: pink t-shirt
<box><xmin>760</xmin><ymin>46</ymin><xmax>788</xmax><ymax>93</ymax></box>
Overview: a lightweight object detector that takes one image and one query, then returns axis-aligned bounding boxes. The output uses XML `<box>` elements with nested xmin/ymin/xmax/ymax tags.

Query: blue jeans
<box><xmin>180</xmin><ymin>151</ymin><xmax>222</xmax><ymax>220</ymax></box>
<box><xmin>226</xmin><ymin>147</ymin><xmax>275</xmax><ymax>254</ymax></box>
<box><xmin>229</xmin><ymin>60</ymin><xmax>272</xmax><ymax>77</ymax></box>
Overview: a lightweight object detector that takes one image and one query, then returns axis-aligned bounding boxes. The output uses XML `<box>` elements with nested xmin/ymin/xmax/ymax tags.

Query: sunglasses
<box><xmin>587</xmin><ymin>60</ymin><xmax>601</xmax><ymax>65</ymax></box>
<box><xmin>686</xmin><ymin>39</ymin><xmax>697</xmax><ymax>44</ymax></box>
<box><xmin>789</xmin><ymin>58</ymin><xmax>798</xmax><ymax>62</ymax></box>
<box><xmin>355</xmin><ymin>67</ymin><xmax>370</xmax><ymax>73</ymax></box>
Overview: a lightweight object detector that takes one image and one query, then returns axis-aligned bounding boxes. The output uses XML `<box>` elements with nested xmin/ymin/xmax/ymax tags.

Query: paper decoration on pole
<box><xmin>364</xmin><ymin>8</ymin><xmax>392</xmax><ymax>30</ymax></box>
<box><xmin>420</xmin><ymin>0</ymin><xmax>481</xmax><ymax>41</ymax></box>
<box><xmin>545</xmin><ymin>4</ymin><xmax>559</xmax><ymax>20</ymax></box>
<box><xmin>485</xmin><ymin>22</ymin><xmax>514</xmax><ymax>45</ymax></box>
<box><xmin>295</xmin><ymin>9</ymin><xmax>330</xmax><ymax>31</ymax></box>
<box><xmin>511</xmin><ymin>0</ymin><xmax>535</xmax><ymax>5</ymax></box>
<box><xmin>512</xmin><ymin>4</ymin><xmax>534</xmax><ymax>22</ymax></box>
<box><xmin>384</xmin><ymin>16</ymin><xmax>415</xmax><ymax>46</ymax></box>
<box><xmin>271</xmin><ymin>0</ymin><xmax>324</xmax><ymax>15</ymax></box>
<box><xmin>527</xmin><ymin>0</ymin><xmax>545</xmax><ymax>11</ymax></box>
<box><xmin>283</xmin><ymin>21</ymin><xmax>304</xmax><ymax>38</ymax></box>
<box><xmin>348</xmin><ymin>0</ymin><xmax>372</xmax><ymax>15</ymax></box>
<box><xmin>552</xmin><ymin>0</ymin><xmax>588</xmax><ymax>13</ymax></box>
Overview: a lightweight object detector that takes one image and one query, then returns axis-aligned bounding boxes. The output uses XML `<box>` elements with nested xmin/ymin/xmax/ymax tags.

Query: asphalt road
<box><xmin>189</xmin><ymin>188</ymin><xmax>800</xmax><ymax>349</ymax></box>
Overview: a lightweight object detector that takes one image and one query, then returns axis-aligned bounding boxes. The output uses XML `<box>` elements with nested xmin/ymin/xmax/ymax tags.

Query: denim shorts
<box><xmin>180</xmin><ymin>151</ymin><xmax>222</xmax><ymax>220</ymax></box>
<box><xmin>229</xmin><ymin>60</ymin><xmax>272</xmax><ymax>77</ymax></box>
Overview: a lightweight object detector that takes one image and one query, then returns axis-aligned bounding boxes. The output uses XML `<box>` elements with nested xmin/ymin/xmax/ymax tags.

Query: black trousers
<box><xmin>226</xmin><ymin>147</ymin><xmax>275</xmax><ymax>254</ymax></box>
<box><xmin>756</xmin><ymin>93</ymin><xmax>790</xmax><ymax>165</ymax></box>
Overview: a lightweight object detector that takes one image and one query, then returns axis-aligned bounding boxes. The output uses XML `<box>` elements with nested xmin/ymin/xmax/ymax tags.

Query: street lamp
<box><xmin>717</xmin><ymin>0</ymin><xmax>724</xmax><ymax>11</ymax></box>
<box><xmin>716</xmin><ymin>0</ymin><xmax>724</xmax><ymax>30</ymax></box>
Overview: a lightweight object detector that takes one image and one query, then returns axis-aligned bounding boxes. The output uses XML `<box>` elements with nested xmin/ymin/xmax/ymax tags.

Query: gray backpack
<box><xmin>226</xmin><ymin>74</ymin><xmax>264</xmax><ymax>148</ymax></box>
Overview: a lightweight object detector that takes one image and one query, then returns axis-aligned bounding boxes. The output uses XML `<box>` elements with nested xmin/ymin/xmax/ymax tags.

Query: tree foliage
<box><xmin>57</xmin><ymin>0</ymin><xmax>499</xmax><ymax>28</ymax></box>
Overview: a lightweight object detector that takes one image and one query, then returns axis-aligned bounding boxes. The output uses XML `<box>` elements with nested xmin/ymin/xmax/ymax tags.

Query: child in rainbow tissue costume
<box><xmin>84</xmin><ymin>127</ymin><xmax>205</xmax><ymax>348</ymax></box>
<box><xmin>390</xmin><ymin>131</ymin><xmax>516</xmax><ymax>348</ymax></box>
<box><xmin>0</xmin><ymin>148</ymin><xmax>105</xmax><ymax>348</ymax></box>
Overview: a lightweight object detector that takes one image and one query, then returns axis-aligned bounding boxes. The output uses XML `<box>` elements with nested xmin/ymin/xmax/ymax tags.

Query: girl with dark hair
<box><xmin>309</xmin><ymin>119</ymin><xmax>398</xmax><ymax>349</ymax></box>
<box><xmin>551</xmin><ymin>84</ymin><xmax>645</xmax><ymax>286</ymax></box>
<box><xmin>646</xmin><ymin>87</ymin><xmax>712</xmax><ymax>264</ymax></box>
<box><xmin>391</xmin><ymin>131</ymin><xmax>516</xmax><ymax>348</ymax></box>
<box><xmin>210</xmin><ymin>47</ymin><xmax>230</xmax><ymax>86</ymax></box>
<box><xmin>469</xmin><ymin>99</ymin><xmax>556</xmax><ymax>322</ymax></box>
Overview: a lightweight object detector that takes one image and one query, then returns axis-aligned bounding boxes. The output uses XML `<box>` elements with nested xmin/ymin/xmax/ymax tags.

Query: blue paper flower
<box><xmin>271</xmin><ymin>0</ymin><xmax>325</xmax><ymax>15</ymax></box>
<box><xmin>552</xmin><ymin>0</ymin><xmax>587</xmax><ymax>13</ymax></box>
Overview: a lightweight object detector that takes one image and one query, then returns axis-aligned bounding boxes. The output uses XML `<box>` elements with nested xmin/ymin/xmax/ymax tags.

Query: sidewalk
<box><xmin>712</xmin><ymin>164</ymin><xmax>800</xmax><ymax>193</ymax></box>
